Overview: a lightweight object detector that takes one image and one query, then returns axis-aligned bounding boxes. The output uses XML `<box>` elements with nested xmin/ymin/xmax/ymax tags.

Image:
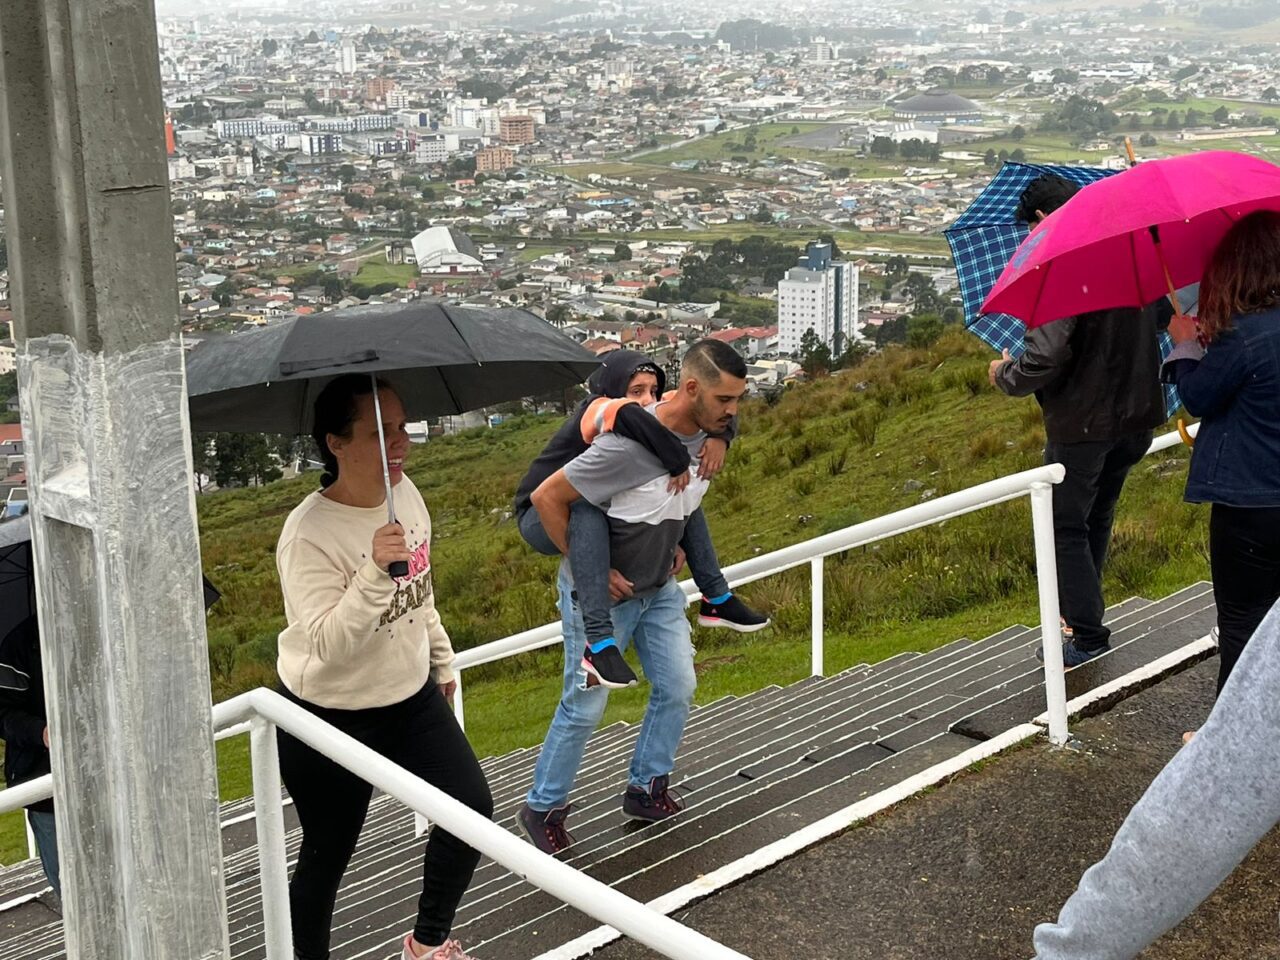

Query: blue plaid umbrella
<box><xmin>946</xmin><ymin>161</ymin><xmax>1181</xmax><ymax>418</ymax></box>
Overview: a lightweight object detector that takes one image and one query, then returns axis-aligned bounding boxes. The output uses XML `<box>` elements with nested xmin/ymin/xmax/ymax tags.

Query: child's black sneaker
<box><xmin>697</xmin><ymin>594</ymin><xmax>770</xmax><ymax>633</ymax></box>
<box><xmin>581</xmin><ymin>643</ymin><xmax>638</xmax><ymax>689</ymax></box>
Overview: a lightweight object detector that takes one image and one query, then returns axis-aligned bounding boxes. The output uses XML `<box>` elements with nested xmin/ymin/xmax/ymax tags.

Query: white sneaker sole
<box><xmin>697</xmin><ymin>616</ymin><xmax>771</xmax><ymax>633</ymax></box>
<box><xmin>581</xmin><ymin>658</ymin><xmax>638</xmax><ymax>689</ymax></box>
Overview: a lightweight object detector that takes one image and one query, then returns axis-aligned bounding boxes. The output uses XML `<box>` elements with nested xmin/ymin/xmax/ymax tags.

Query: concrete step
<box><xmin>953</xmin><ymin>582</ymin><xmax>1215</xmax><ymax>740</ymax></box>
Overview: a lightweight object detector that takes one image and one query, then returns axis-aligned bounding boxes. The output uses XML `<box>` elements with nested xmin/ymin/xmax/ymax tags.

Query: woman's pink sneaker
<box><xmin>403</xmin><ymin>936</ymin><xmax>477</xmax><ymax>960</ymax></box>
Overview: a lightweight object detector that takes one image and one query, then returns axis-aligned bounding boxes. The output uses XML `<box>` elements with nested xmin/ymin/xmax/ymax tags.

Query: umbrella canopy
<box><xmin>982</xmin><ymin>151</ymin><xmax>1280</xmax><ymax>327</ymax></box>
<box><xmin>946</xmin><ymin>161</ymin><xmax>1117</xmax><ymax>353</ymax></box>
<box><xmin>946</xmin><ymin>161</ymin><xmax>1179</xmax><ymax>417</ymax></box>
<box><xmin>0</xmin><ymin>515</ymin><xmax>220</xmax><ymax>642</ymax></box>
<box><xmin>186</xmin><ymin>301</ymin><xmax>600</xmax><ymax>434</ymax></box>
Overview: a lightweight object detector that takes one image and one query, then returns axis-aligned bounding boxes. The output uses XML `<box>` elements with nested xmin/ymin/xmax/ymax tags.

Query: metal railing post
<box><xmin>452</xmin><ymin>670</ymin><xmax>465</xmax><ymax>732</ymax></box>
<box><xmin>24</xmin><ymin>816</ymin><xmax>36</xmax><ymax>863</ymax></box>
<box><xmin>1030</xmin><ymin>482</ymin><xmax>1069</xmax><ymax>745</ymax></box>
<box><xmin>811</xmin><ymin>556</ymin><xmax>824</xmax><ymax>677</ymax></box>
<box><xmin>250</xmin><ymin>716</ymin><xmax>294</xmax><ymax>959</ymax></box>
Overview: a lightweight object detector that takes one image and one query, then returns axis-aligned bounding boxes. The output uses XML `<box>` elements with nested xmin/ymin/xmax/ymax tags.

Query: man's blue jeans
<box><xmin>28</xmin><ymin>810</ymin><xmax>60</xmax><ymax>898</ymax></box>
<box><xmin>526</xmin><ymin>568</ymin><xmax>696</xmax><ymax>811</ymax></box>
<box><xmin>518</xmin><ymin>502</ymin><xmax>730</xmax><ymax>648</ymax></box>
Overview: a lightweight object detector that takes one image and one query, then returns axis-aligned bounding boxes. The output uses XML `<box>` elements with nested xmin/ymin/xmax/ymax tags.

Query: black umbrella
<box><xmin>185</xmin><ymin>302</ymin><xmax>600</xmax><ymax>434</ymax></box>
<box><xmin>0</xmin><ymin>515</ymin><xmax>220</xmax><ymax>643</ymax></box>
<box><xmin>185</xmin><ymin>301</ymin><xmax>600</xmax><ymax>576</ymax></box>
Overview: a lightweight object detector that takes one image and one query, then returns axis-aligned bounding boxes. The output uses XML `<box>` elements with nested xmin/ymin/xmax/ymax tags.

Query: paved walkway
<box><xmin>601</xmin><ymin>657</ymin><xmax>1280</xmax><ymax>960</ymax></box>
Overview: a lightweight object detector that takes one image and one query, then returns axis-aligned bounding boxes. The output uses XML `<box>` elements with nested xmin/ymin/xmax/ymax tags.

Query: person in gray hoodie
<box><xmin>1032</xmin><ymin>598</ymin><xmax>1280</xmax><ymax>959</ymax></box>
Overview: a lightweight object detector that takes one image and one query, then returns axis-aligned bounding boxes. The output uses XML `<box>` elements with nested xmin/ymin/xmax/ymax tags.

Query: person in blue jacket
<box><xmin>1163</xmin><ymin>210</ymin><xmax>1280</xmax><ymax>721</ymax></box>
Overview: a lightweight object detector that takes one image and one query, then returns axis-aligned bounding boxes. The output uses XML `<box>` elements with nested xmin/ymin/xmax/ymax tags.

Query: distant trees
<box><xmin>457</xmin><ymin>75</ymin><xmax>506</xmax><ymax>103</ymax></box>
<box><xmin>906</xmin><ymin>313</ymin><xmax>944</xmax><ymax>348</ymax></box>
<box><xmin>798</xmin><ymin>328</ymin><xmax>832</xmax><ymax>378</ymax></box>
<box><xmin>612</xmin><ymin>243</ymin><xmax>632</xmax><ymax>261</ymax></box>
<box><xmin>1010</xmin><ymin>124</ymin><xmax>1026</xmax><ymax>140</ymax></box>
<box><xmin>713</xmin><ymin>19</ymin><xmax>796</xmax><ymax>51</ymax></box>
<box><xmin>545</xmin><ymin>304</ymin><xmax>570</xmax><ymax>327</ymax></box>
<box><xmin>212</xmin><ymin>280</ymin><xmax>237</xmax><ymax>308</ymax></box>
<box><xmin>904</xmin><ymin>272</ymin><xmax>943</xmax><ymax>314</ymax></box>
<box><xmin>200</xmin><ymin>433</ymin><xmax>285</xmax><ymax>489</ymax></box>
<box><xmin>869</xmin><ymin>136</ymin><xmax>896</xmax><ymax>159</ymax></box>
<box><xmin>1038</xmin><ymin>95</ymin><xmax>1119</xmax><ymax>144</ymax></box>
<box><xmin>322</xmin><ymin>276</ymin><xmax>345</xmax><ymax>302</ymax></box>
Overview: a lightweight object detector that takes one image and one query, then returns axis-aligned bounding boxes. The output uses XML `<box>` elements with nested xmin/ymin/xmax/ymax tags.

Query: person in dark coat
<box><xmin>0</xmin><ymin>615</ymin><xmax>59</xmax><ymax>898</ymax></box>
<box><xmin>1162</xmin><ymin>210</ymin><xmax>1280</xmax><ymax>736</ymax></box>
<box><xmin>989</xmin><ymin>175</ymin><xmax>1172</xmax><ymax>667</ymax></box>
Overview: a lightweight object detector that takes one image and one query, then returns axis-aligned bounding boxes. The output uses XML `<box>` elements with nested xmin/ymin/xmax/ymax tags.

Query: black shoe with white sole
<box><xmin>581</xmin><ymin>644</ymin><xmax>638</xmax><ymax>688</ymax></box>
<box><xmin>698</xmin><ymin>594</ymin><xmax>770</xmax><ymax>632</ymax></box>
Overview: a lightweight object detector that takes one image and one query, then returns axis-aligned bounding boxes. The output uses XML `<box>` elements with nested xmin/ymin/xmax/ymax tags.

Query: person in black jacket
<box><xmin>0</xmin><ymin>615</ymin><xmax>60</xmax><ymax>898</ymax></box>
<box><xmin>514</xmin><ymin>349</ymin><xmax>767</xmax><ymax>688</ymax></box>
<box><xmin>989</xmin><ymin>175</ymin><xmax>1171</xmax><ymax>667</ymax></box>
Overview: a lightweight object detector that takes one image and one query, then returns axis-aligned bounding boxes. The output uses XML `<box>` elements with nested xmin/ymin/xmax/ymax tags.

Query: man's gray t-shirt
<box><xmin>563</xmin><ymin>425</ymin><xmax>709</xmax><ymax>597</ymax></box>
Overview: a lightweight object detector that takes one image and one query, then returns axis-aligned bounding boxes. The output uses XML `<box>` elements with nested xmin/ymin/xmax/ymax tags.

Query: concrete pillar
<box><xmin>0</xmin><ymin>2</ymin><xmax>229</xmax><ymax>958</ymax></box>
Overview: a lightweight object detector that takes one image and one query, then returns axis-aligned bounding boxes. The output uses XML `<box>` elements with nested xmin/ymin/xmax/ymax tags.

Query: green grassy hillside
<box><xmin>0</xmin><ymin>331</ymin><xmax>1209</xmax><ymax>862</ymax></box>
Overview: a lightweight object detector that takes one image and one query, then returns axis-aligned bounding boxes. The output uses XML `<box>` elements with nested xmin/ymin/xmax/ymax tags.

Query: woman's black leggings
<box><xmin>1210</xmin><ymin>503</ymin><xmax>1280</xmax><ymax>696</ymax></box>
<box><xmin>277</xmin><ymin>680</ymin><xmax>493</xmax><ymax>959</ymax></box>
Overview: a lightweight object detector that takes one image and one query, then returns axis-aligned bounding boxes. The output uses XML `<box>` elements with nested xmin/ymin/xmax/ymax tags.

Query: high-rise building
<box><xmin>810</xmin><ymin>38</ymin><xmax>836</xmax><ymax>62</ymax></box>
<box><xmin>499</xmin><ymin>114</ymin><xmax>535</xmax><ymax>145</ymax></box>
<box><xmin>365</xmin><ymin>77</ymin><xmax>396</xmax><ymax>102</ymax></box>
<box><xmin>301</xmin><ymin>133</ymin><xmax>343</xmax><ymax>155</ymax></box>
<box><xmin>476</xmin><ymin>146</ymin><xmax>516</xmax><ymax>173</ymax></box>
<box><xmin>338</xmin><ymin>40</ymin><xmax>357</xmax><ymax>75</ymax></box>
<box><xmin>387</xmin><ymin>88</ymin><xmax>411</xmax><ymax>110</ymax></box>
<box><xmin>776</xmin><ymin>241</ymin><xmax>859</xmax><ymax>356</ymax></box>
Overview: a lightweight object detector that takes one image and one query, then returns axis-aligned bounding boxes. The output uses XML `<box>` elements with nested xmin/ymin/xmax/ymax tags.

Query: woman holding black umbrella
<box><xmin>274</xmin><ymin>374</ymin><xmax>492</xmax><ymax>960</ymax></box>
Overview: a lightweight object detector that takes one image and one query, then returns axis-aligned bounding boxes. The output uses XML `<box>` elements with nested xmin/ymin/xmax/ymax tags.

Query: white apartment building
<box><xmin>338</xmin><ymin>40</ymin><xmax>357</xmax><ymax>76</ymax></box>
<box><xmin>776</xmin><ymin>241</ymin><xmax>859</xmax><ymax>356</ymax></box>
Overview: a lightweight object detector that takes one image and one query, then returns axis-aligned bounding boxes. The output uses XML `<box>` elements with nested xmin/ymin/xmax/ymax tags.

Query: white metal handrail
<box><xmin>448</xmin><ymin>421</ymin><xmax>1199</xmax><ymax>736</ymax></box>
<box><xmin>452</xmin><ymin>461</ymin><xmax>1071</xmax><ymax>742</ymax></box>
<box><xmin>216</xmin><ymin>689</ymin><xmax>751</xmax><ymax>960</ymax></box>
<box><xmin>4</xmin><ymin>721</ymin><xmax>258</xmax><ymax>861</ymax></box>
<box><xmin>0</xmin><ymin>691</ymin><xmax>753</xmax><ymax>960</ymax></box>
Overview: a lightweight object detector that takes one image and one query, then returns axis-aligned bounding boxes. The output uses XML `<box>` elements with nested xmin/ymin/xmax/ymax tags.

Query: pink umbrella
<box><xmin>981</xmin><ymin>150</ymin><xmax>1280</xmax><ymax>327</ymax></box>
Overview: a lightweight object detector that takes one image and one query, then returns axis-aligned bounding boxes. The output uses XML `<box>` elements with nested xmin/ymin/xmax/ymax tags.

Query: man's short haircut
<box><xmin>681</xmin><ymin>339</ymin><xmax>748</xmax><ymax>385</ymax></box>
<box><xmin>1015</xmin><ymin>175</ymin><xmax>1081</xmax><ymax>223</ymax></box>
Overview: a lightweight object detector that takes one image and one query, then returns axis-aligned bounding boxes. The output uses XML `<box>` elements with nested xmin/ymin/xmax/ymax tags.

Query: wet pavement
<box><xmin>598</xmin><ymin>657</ymin><xmax>1280</xmax><ymax>960</ymax></box>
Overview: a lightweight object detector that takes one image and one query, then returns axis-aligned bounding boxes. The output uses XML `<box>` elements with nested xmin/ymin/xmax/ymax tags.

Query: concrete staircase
<box><xmin>0</xmin><ymin>583</ymin><xmax>1217</xmax><ymax>960</ymax></box>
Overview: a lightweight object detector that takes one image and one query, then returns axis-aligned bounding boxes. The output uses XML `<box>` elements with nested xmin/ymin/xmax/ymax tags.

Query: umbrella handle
<box><xmin>371</xmin><ymin>375</ymin><xmax>410</xmax><ymax>580</ymax></box>
<box><xmin>1177</xmin><ymin>418</ymin><xmax>1196</xmax><ymax>448</ymax></box>
<box><xmin>1148</xmin><ymin>225</ymin><xmax>1184</xmax><ymax>319</ymax></box>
